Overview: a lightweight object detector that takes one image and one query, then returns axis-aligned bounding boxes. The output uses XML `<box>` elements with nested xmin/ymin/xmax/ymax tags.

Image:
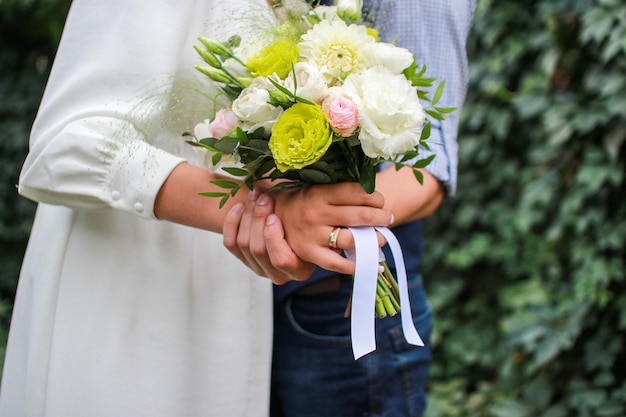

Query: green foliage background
<box><xmin>0</xmin><ymin>0</ymin><xmax>72</xmax><ymax>368</ymax></box>
<box><xmin>422</xmin><ymin>0</ymin><xmax>626</xmax><ymax>416</ymax></box>
<box><xmin>0</xmin><ymin>0</ymin><xmax>624</xmax><ymax>415</ymax></box>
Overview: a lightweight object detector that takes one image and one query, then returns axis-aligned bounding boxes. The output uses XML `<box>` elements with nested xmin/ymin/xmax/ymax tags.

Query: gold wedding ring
<box><xmin>328</xmin><ymin>227</ymin><xmax>341</xmax><ymax>249</ymax></box>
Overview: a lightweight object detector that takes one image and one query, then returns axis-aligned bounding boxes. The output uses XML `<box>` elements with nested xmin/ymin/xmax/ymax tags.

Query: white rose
<box><xmin>342</xmin><ymin>66</ymin><xmax>426</xmax><ymax>160</ymax></box>
<box><xmin>371</xmin><ymin>43</ymin><xmax>415</xmax><ymax>74</ymax></box>
<box><xmin>284</xmin><ymin>62</ymin><xmax>329</xmax><ymax>103</ymax></box>
<box><xmin>232</xmin><ymin>76</ymin><xmax>284</xmax><ymax>133</ymax></box>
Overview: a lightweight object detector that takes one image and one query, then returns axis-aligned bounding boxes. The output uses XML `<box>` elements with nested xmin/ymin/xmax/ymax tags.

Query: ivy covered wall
<box><xmin>422</xmin><ymin>0</ymin><xmax>626</xmax><ymax>416</ymax></box>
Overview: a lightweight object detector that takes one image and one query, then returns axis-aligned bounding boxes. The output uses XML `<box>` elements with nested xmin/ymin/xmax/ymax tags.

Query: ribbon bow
<box><xmin>347</xmin><ymin>226</ymin><xmax>424</xmax><ymax>360</ymax></box>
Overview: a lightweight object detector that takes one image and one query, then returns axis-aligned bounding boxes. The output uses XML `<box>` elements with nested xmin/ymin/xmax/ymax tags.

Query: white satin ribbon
<box><xmin>346</xmin><ymin>226</ymin><xmax>424</xmax><ymax>360</ymax></box>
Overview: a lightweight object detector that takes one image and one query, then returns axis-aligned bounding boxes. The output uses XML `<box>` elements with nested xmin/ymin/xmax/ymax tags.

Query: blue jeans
<box><xmin>271</xmin><ymin>274</ymin><xmax>433</xmax><ymax>417</ymax></box>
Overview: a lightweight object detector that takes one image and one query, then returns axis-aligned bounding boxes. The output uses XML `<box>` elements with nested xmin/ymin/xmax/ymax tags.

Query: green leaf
<box><xmin>270</xmin><ymin>169</ymin><xmax>301</xmax><ymax>181</ymax></box>
<box><xmin>432</xmin><ymin>80</ymin><xmax>446</xmax><ymax>106</ymax></box>
<box><xmin>221</xmin><ymin>85</ymin><xmax>243</xmax><ymax>101</ymax></box>
<box><xmin>269</xmin><ymin>181</ymin><xmax>304</xmax><ymax>190</ymax></box>
<box><xmin>359</xmin><ymin>163</ymin><xmax>377</xmax><ymax>193</ymax></box>
<box><xmin>246</xmin><ymin>139</ymin><xmax>271</xmax><ymax>154</ymax></box>
<box><xmin>412</xmin><ymin>154</ymin><xmax>436</xmax><ymax>169</ymax></box>
<box><xmin>435</xmin><ymin>106</ymin><xmax>456</xmax><ymax>114</ymax></box>
<box><xmin>211</xmin><ymin>152</ymin><xmax>222</xmax><ymax>166</ymax></box>
<box><xmin>254</xmin><ymin>158</ymin><xmax>277</xmax><ymax>178</ymax></box>
<box><xmin>244</xmin><ymin>176</ymin><xmax>254</xmax><ymax>190</ymax></box>
<box><xmin>234</xmin><ymin>127</ymin><xmax>249</xmax><ymax>145</ymax></box>
<box><xmin>426</xmin><ymin>109</ymin><xmax>445</xmax><ymax>121</ymax></box>
<box><xmin>199</xmin><ymin>137</ymin><xmax>219</xmax><ymax>147</ymax></box>
<box><xmin>420</xmin><ymin>121</ymin><xmax>432</xmax><ymax>141</ymax></box>
<box><xmin>212</xmin><ymin>137</ymin><xmax>240</xmax><ymax>154</ymax></box>
<box><xmin>267</xmin><ymin>77</ymin><xmax>314</xmax><ymax>105</ymax></box>
<box><xmin>249</xmin><ymin>127</ymin><xmax>266</xmax><ymax>139</ymax></box>
<box><xmin>210</xmin><ymin>180</ymin><xmax>239</xmax><ymax>189</ymax></box>
<box><xmin>398</xmin><ymin>150</ymin><xmax>418</xmax><ymax>163</ymax></box>
<box><xmin>298</xmin><ymin>168</ymin><xmax>333</xmax><ymax>184</ymax></box>
<box><xmin>221</xmin><ymin>167</ymin><xmax>248</xmax><ymax>177</ymax></box>
<box><xmin>412</xmin><ymin>169</ymin><xmax>424</xmax><ymax>184</ymax></box>
<box><xmin>198</xmin><ymin>191</ymin><xmax>227</xmax><ymax>198</ymax></box>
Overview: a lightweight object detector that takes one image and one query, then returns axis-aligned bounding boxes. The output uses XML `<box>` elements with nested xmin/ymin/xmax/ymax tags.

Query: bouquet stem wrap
<box><xmin>347</xmin><ymin>226</ymin><xmax>424</xmax><ymax>360</ymax></box>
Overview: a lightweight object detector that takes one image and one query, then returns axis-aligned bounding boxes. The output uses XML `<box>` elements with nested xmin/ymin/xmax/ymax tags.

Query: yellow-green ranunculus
<box><xmin>269</xmin><ymin>103</ymin><xmax>333</xmax><ymax>172</ymax></box>
<box><xmin>246</xmin><ymin>38</ymin><xmax>299</xmax><ymax>79</ymax></box>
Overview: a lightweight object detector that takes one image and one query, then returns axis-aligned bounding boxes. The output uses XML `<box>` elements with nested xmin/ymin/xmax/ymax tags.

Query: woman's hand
<box><xmin>223</xmin><ymin>191</ymin><xmax>316</xmax><ymax>284</ymax></box>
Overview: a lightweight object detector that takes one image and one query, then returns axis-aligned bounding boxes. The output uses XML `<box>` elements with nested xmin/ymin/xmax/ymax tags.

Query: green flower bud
<box><xmin>197</xmin><ymin>36</ymin><xmax>232</xmax><ymax>57</ymax></box>
<box><xmin>268</xmin><ymin>89</ymin><xmax>291</xmax><ymax>106</ymax></box>
<box><xmin>226</xmin><ymin>35</ymin><xmax>241</xmax><ymax>49</ymax></box>
<box><xmin>236</xmin><ymin>77</ymin><xmax>253</xmax><ymax>88</ymax></box>
<box><xmin>337</xmin><ymin>0</ymin><xmax>363</xmax><ymax>21</ymax></box>
<box><xmin>193</xmin><ymin>44</ymin><xmax>222</xmax><ymax>68</ymax></box>
<box><xmin>195</xmin><ymin>65</ymin><xmax>232</xmax><ymax>84</ymax></box>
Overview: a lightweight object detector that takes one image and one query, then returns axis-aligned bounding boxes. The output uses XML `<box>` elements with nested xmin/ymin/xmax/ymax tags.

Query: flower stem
<box><xmin>376</xmin><ymin>275</ymin><xmax>398</xmax><ymax>317</ymax></box>
<box><xmin>382</xmin><ymin>261</ymin><xmax>401</xmax><ymax>301</ymax></box>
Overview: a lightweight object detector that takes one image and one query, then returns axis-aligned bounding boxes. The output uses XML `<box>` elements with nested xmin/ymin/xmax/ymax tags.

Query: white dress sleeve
<box><xmin>18</xmin><ymin>0</ymin><xmax>213</xmax><ymax>219</ymax></box>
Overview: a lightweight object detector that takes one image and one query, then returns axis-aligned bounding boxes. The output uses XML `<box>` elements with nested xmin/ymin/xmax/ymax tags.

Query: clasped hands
<box><xmin>223</xmin><ymin>182</ymin><xmax>393</xmax><ymax>285</ymax></box>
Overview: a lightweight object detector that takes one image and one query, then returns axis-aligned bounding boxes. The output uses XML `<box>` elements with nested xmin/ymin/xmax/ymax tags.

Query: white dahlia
<box><xmin>298</xmin><ymin>19</ymin><xmax>375</xmax><ymax>84</ymax></box>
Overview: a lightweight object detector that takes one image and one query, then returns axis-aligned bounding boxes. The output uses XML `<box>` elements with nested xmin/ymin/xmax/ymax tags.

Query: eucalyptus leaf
<box><xmin>213</xmin><ymin>137</ymin><xmax>240</xmax><ymax>154</ymax></box>
<box><xmin>359</xmin><ymin>163</ymin><xmax>376</xmax><ymax>194</ymax></box>
<box><xmin>246</xmin><ymin>139</ymin><xmax>271</xmax><ymax>154</ymax></box>
<box><xmin>211</xmin><ymin>152</ymin><xmax>222</xmax><ymax>166</ymax></box>
<box><xmin>298</xmin><ymin>168</ymin><xmax>333</xmax><ymax>184</ymax></box>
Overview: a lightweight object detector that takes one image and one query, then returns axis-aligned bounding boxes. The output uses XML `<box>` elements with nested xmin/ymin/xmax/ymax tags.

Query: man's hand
<box><xmin>223</xmin><ymin>183</ymin><xmax>393</xmax><ymax>283</ymax></box>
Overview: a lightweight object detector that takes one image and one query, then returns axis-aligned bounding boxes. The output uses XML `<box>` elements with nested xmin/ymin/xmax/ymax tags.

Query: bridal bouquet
<box><xmin>187</xmin><ymin>0</ymin><xmax>452</xmax><ymax>327</ymax></box>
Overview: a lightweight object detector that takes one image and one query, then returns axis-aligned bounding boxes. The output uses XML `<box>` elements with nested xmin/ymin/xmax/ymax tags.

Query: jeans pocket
<box><xmin>284</xmin><ymin>296</ymin><xmax>353</xmax><ymax>347</ymax></box>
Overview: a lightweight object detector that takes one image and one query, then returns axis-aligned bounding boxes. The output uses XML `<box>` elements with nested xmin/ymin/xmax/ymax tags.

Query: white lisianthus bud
<box><xmin>336</xmin><ymin>0</ymin><xmax>362</xmax><ymax>20</ymax></box>
<box><xmin>198</xmin><ymin>36</ymin><xmax>232</xmax><ymax>57</ymax></box>
<box><xmin>195</xmin><ymin>65</ymin><xmax>232</xmax><ymax>84</ymax></box>
<box><xmin>193</xmin><ymin>45</ymin><xmax>222</xmax><ymax>68</ymax></box>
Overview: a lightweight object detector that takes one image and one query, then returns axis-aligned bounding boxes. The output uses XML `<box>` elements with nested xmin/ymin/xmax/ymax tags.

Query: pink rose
<box><xmin>323</xmin><ymin>96</ymin><xmax>359</xmax><ymax>137</ymax></box>
<box><xmin>210</xmin><ymin>108</ymin><xmax>240</xmax><ymax>138</ymax></box>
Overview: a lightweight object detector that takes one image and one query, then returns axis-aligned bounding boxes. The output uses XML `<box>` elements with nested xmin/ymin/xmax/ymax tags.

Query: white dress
<box><xmin>0</xmin><ymin>1</ymin><xmax>274</xmax><ymax>416</ymax></box>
